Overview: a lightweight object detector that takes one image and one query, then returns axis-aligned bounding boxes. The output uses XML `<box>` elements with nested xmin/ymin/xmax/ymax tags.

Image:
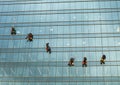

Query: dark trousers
<box><xmin>82</xmin><ymin>64</ymin><xmax>87</xmax><ymax>67</ymax></box>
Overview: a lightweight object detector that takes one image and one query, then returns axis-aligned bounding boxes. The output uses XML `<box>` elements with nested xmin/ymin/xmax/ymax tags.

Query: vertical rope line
<box><xmin>30</xmin><ymin>3</ymin><xmax>33</xmax><ymax>62</ymax></box>
<box><xmin>62</xmin><ymin>1</ymin><xmax>64</xmax><ymax>84</ymax></box>
<box><xmin>82</xmin><ymin>2</ymin><xmax>84</xmax><ymax>85</ymax></box>
<box><xmin>70</xmin><ymin>1</ymin><xmax>77</xmax><ymax>83</ymax></box>
<box><xmin>115</xmin><ymin>0</ymin><xmax>120</xmax><ymax>82</ymax></box>
<box><xmin>98</xmin><ymin>0</ymin><xmax>101</xmax><ymax>81</ymax></box>
<box><xmin>48</xmin><ymin>1</ymin><xmax>51</xmax><ymax>83</ymax></box>
<box><xmin>43</xmin><ymin>3</ymin><xmax>47</xmax><ymax>81</ymax></box>
<box><xmin>25</xmin><ymin>2</ymin><xmax>29</xmax><ymax>84</ymax></box>
<box><xmin>36</xmin><ymin>1</ymin><xmax>40</xmax><ymax>83</ymax></box>
<box><xmin>98</xmin><ymin>0</ymin><xmax>105</xmax><ymax>84</ymax></box>
<box><xmin>21</xmin><ymin>4</ymin><xmax>30</xmax><ymax>85</ymax></box>
<box><xmin>69</xmin><ymin>1</ymin><xmax>71</xmax><ymax>84</ymax></box>
<box><xmin>62</xmin><ymin>26</ymin><xmax>64</xmax><ymax>85</ymax></box>
<box><xmin>24</xmin><ymin>3</ymin><xmax>28</xmax><ymax>62</ymax></box>
<box><xmin>44</xmin><ymin>1</ymin><xmax>49</xmax><ymax>85</ymax></box>
<box><xmin>0</xmin><ymin>0</ymin><xmax>3</xmax><ymax>51</ymax></box>
<box><xmin>13</xmin><ymin>3</ymin><xmax>17</xmax><ymax>85</ymax></box>
<box><xmin>10</xmin><ymin>3</ymin><xmax>15</xmax><ymax>84</ymax></box>
<box><xmin>10</xmin><ymin>0</ymin><xmax>14</xmax><ymax>63</ymax></box>
<box><xmin>56</xmin><ymin>0</ymin><xmax>59</xmax><ymax>84</ymax></box>
<box><xmin>74</xmin><ymin>1</ymin><xmax>77</xmax><ymax>85</ymax></box>
<box><xmin>86</xmin><ymin>1</ymin><xmax>91</xmax><ymax>84</ymax></box>
<box><xmin>85</xmin><ymin>1</ymin><xmax>88</xmax><ymax>84</ymax></box>
<box><xmin>109</xmin><ymin>0</ymin><xmax>114</xmax><ymax>84</ymax></box>
<box><xmin>92</xmin><ymin>2</ymin><xmax>97</xmax><ymax>85</ymax></box>
<box><xmin>12</xmin><ymin>4</ymin><xmax>15</xmax><ymax>62</ymax></box>
<box><xmin>0</xmin><ymin>1</ymin><xmax>3</xmax><ymax>69</ymax></box>
<box><xmin>94</xmin><ymin>20</ymin><xmax>98</xmax><ymax>85</ymax></box>
<box><xmin>81</xmin><ymin>2</ymin><xmax>83</xmax><ymax>85</ymax></box>
<box><xmin>93</xmin><ymin>2</ymin><xmax>98</xmax><ymax>85</ymax></box>
<box><xmin>47</xmin><ymin>3</ymin><xmax>50</xmax><ymax>85</ymax></box>
<box><xmin>62</xmin><ymin>3</ymin><xmax>65</xmax><ymax>83</ymax></box>
<box><xmin>69</xmin><ymin>0</ymin><xmax>72</xmax><ymax>56</ymax></box>
<box><xmin>40</xmin><ymin>2</ymin><xmax>44</xmax><ymax>85</ymax></box>
<box><xmin>20</xmin><ymin>3</ymin><xmax>25</xmax><ymax>85</ymax></box>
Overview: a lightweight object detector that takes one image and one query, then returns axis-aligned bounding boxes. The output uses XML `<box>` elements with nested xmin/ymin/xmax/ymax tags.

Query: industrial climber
<box><xmin>82</xmin><ymin>57</ymin><xmax>87</xmax><ymax>67</ymax></box>
<box><xmin>25</xmin><ymin>33</ymin><xmax>33</xmax><ymax>42</ymax></box>
<box><xmin>11</xmin><ymin>26</ymin><xmax>16</xmax><ymax>35</ymax></box>
<box><xmin>100</xmin><ymin>54</ymin><xmax>106</xmax><ymax>64</ymax></box>
<box><xmin>46</xmin><ymin>43</ymin><xmax>51</xmax><ymax>54</ymax></box>
<box><xmin>68</xmin><ymin>58</ymin><xmax>75</xmax><ymax>66</ymax></box>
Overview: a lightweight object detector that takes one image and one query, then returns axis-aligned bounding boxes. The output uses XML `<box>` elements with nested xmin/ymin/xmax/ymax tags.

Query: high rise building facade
<box><xmin>0</xmin><ymin>0</ymin><xmax>120</xmax><ymax>85</ymax></box>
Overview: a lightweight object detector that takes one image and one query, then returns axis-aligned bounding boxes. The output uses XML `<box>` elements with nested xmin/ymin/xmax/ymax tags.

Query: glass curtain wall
<box><xmin>0</xmin><ymin>0</ymin><xmax>120</xmax><ymax>85</ymax></box>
